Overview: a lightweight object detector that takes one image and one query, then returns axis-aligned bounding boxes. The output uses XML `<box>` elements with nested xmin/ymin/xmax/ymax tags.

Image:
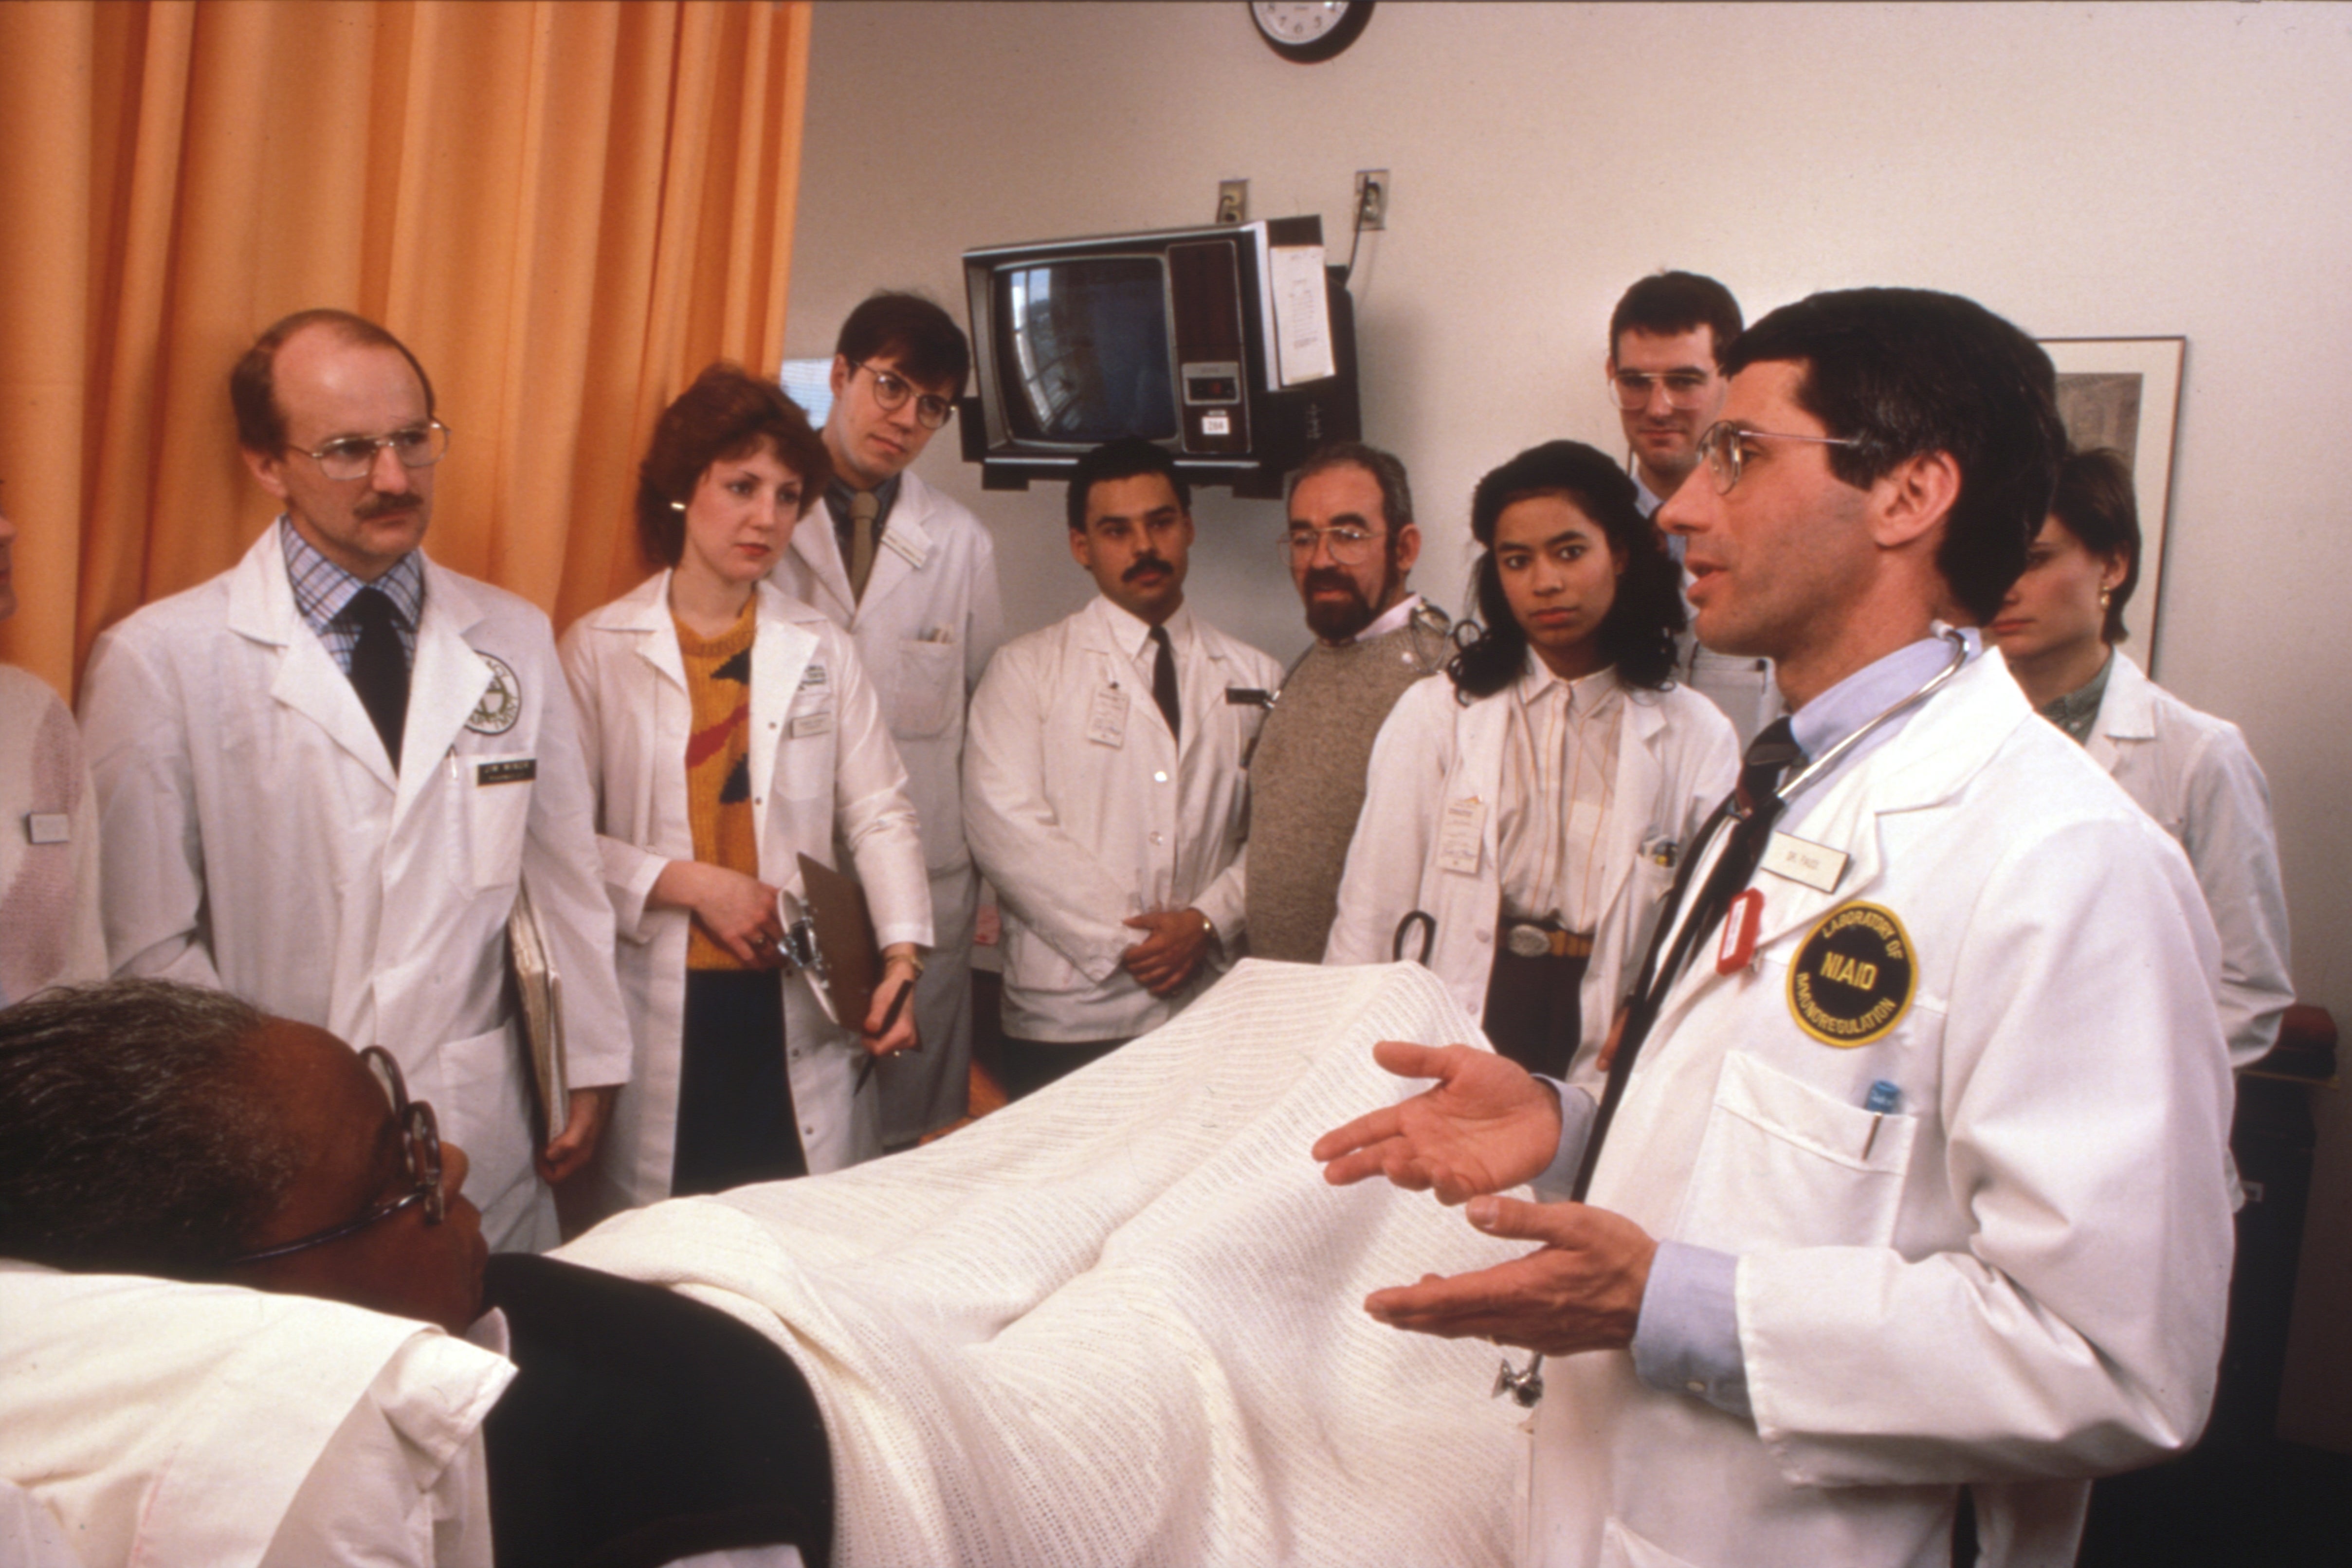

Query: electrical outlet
<box><xmin>1216</xmin><ymin>179</ymin><xmax>1248</xmax><ymax>225</ymax></box>
<box><xmin>1354</xmin><ymin>169</ymin><xmax>1388</xmax><ymax>231</ymax></box>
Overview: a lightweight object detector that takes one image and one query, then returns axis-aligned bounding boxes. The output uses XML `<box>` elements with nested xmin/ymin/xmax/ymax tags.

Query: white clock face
<box><xmin>1253</xmin><ymin>2</ymin><xmax>1349</xmax><ymax>46</ymax></box>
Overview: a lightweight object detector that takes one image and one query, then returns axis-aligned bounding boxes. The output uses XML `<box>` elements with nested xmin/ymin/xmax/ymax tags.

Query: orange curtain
<box><xmin>0</xmin><ymin>0</ymin><xmax>813</xmax><ymax>699</ymax></box>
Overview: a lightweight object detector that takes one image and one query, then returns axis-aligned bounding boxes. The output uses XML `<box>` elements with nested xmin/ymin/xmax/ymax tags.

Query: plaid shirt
<box><xmin>279</xmin><ymin>518</ymin><xmax>424</xmax><ymax>673</ymax></box>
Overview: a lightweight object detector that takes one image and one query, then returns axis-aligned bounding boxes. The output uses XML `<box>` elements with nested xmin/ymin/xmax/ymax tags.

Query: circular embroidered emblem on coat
<box><xmin>1787</xmin><ymin>902</ymin><xmax>1916</xmax><ymax>1047</ymax></box>
<box><xmin>466</xmin><ymin>654</ymin><xmax>522</xmax><ymax>735</ymax></box>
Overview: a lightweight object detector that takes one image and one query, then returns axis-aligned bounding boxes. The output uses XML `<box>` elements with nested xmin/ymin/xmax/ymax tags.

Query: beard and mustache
<box><xmin>1302</xmin><ymin>557</ymin><xmax>1402</xmax><ymax>641</ymax></box>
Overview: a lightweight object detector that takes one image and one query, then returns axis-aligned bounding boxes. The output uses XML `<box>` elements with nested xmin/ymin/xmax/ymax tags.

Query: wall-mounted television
<box><xmin>960</xmin><ymin>216</ymin><xmax>1359</xmax><ymax>500</ymax></box>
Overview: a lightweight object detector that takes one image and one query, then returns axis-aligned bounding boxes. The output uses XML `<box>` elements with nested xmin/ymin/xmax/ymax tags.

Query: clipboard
<box><xmin>780</xmin><ymin>852</ymin><xmax>884</xmax><ymax>1031</ymax></box>
<box><xmin>505</xmin><ymin>884</ymin><xmax>569</xmax><ymax>1142</ymax></box>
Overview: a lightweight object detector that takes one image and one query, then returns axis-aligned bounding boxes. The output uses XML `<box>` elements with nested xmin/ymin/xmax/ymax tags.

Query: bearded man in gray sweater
<box><xmin>1245</xmin><ymin>444</ymin><xmax>1450</xmax><ymax>963</ymax></box>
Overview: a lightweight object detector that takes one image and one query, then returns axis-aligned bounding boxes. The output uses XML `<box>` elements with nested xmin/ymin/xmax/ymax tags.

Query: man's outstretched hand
<box><xmin>1362</xmin><ymin>1196</ymin><xmax>1657</xmax><ymax>1356</ymax></box>
<box><xmin>1311</xmin><ymin>1041</ymin><xmax>1563</xmax><ymax>1204</ymax></box>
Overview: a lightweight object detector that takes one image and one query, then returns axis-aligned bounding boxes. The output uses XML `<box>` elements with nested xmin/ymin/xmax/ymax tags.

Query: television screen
<box><xmin>996</xmin><ymin>257</ymin><xmax>1179</xmax><ymax>445</ymax></box>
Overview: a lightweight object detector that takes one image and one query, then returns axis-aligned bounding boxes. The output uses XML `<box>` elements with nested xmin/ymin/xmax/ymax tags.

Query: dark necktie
<box><xmin>1149</xmin><ymin>624</ymin><xmax>1181</xmax><ymax>741</ymax></box>
<box><xmin>1569</xmin><ymin>717</ymin><xmax>1803</xmax><ymax>1198</ymax></box>
<box><xmin>346</xmin><ymin>586</ymin><xmax>412</xmax><ymax>769</ymax></box>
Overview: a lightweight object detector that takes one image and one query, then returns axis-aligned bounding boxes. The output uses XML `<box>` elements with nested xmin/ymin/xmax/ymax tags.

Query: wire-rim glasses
<box><xmin>1280</xmin><ymin>525</ymin><xmax>1385</xmax><ymax>567</ymax></box>
<box><xmin>224</xmin><ymin>1046</ymin><xmax>444</xmax><ymax>1267</ymax></box>
<box><xmin>295</xmin><ymin>420</ymin><xmax>451</xmax><ymax>482</ymax></box>
<box><xmin>850</xmin><ymin>360</ymin><xmax>954</xmax><ymax>430</ymax></box>
<box><xmin>1696</xmin><ymin>422</ymin><xmax>1867</xmax><ymax>495</ymax></box>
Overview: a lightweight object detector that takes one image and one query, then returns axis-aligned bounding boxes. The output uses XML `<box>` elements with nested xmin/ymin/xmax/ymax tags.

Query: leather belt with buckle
<box><xmin>1504</xmin><ymin>924</ymin><xmax>1594</xmax><ymax>959</ymax></box>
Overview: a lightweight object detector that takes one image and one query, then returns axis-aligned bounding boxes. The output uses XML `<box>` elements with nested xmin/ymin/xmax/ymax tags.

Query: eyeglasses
<box><xmin>225</xmin><ymin>1046</ymin><xmax>444</xmax><ymax>1266</ymax></box>
<box><xmin>850</xmin><ymin>360</ymin><xmax>954</xmax><ymax>430</ymax></box>
<box><xmin>1608</xmin><ymin>370</ymin><xmax>1717</xmax><ymax>412</ymax></box>
<box><xmin>1281</xmin><ymin>525</ymin><xmax>1385</xmax><ymax>566</ymax></box>
<box><xmin>1695</xmin><ymin>421</ymin><xmax>1867</xmax><ymax>495</ymax></box>
<box><xmin>295</xmin><ymin>420</ymin><xmax>451</xmax><ymax>482</ymax></box>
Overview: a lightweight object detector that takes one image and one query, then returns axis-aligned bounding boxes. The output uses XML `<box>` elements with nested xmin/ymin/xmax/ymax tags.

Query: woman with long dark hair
<box><xmin>1326</xmin><ymin>440</ymin><xmax>1736</xmax><ymax>1079</ymax></box>
<box><xmin>561</xmin><ymin>364</ymin><xmax>932</xmax><ymax>1212</ymax></box>
<box><xmin>1991</xmin><ymin>447</ymin><xmax>2290</xmax><ymax>1066</ymax></box>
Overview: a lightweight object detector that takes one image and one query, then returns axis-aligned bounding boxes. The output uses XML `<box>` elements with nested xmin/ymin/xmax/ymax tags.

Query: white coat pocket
<box><xmin>888</xmin><ymin>638</ymin><xmax>960</xmax><ymax>740</ymax></box>
<box><xmin>465</xmin><ymin>752</ymin><xmax>535</xmax><ymax>892</ymax></box>
<box><xmin>1672</xmin><ymin>1052</ymin><xmax>1917</xmax><ymax>1254</ymax></box>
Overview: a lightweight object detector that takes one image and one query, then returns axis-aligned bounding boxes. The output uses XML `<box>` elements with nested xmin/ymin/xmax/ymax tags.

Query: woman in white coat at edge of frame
<box><xmin>560</xmin><ymin>364</ymin><xmax>931</xmax><ymax>1214</ymax></box>
<box><xmin>1991</xmin><ymin>446</ymin><xmax>2292</xmax><ymax>1069</ymax></box>
<box><xmin>1326</xmin><ymin>439</ymin><xmax>1737</xmax><ymax>1084</ymax></box>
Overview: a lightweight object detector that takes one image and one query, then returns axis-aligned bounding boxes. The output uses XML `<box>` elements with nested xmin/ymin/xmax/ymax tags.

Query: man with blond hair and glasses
<box><xmin>1605</xmin><ymin>271</ymin><xmax>1779</xmax><ymax>747</ymax></box>
<box><xmin>1244</xmin><ymin>441</ymin><xmax>1448</xmax><ymax>963</ymax></box>
<box><xmin>78</xmin><ymin>309</ymin><xmax>631</xmax><ymax>1253</ymax></box>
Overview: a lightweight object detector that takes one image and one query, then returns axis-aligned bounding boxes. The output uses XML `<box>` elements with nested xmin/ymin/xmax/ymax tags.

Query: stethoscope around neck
<box><xmin>1488</xmin><ymin>626</ymin><xmax>1970</xmax><ymax>1411</ymax></box>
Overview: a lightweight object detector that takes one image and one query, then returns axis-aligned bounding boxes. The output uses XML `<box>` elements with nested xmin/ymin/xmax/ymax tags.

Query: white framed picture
<box><xmin>2038</xmin><ymin>336</ymin><xmax>2186</xmax><ymax>671</ymax></box>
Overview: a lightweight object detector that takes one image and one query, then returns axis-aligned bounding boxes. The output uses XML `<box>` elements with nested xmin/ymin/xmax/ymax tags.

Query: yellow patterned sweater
<box><xmin>677</xmin><ymin>600</ymin><xmax>760</xmax><ymax>970</ymax></box>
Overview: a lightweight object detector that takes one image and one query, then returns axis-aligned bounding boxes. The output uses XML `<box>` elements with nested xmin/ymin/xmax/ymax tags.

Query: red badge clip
<box><xmin>1716</xmin><ymin>888</ymin><xmax>1764</xmax><ymax>974</ymax></box>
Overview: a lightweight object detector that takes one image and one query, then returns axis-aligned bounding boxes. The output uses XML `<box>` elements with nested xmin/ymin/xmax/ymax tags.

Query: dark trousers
<box><xmin>481</xmin><ymin>1253</ymin><xmax>833</xmax><ymax>1568</ymax></box>
<box><xmin>999</xmin><ymin>1033</ymin><xmax>1129</xmax><ymax>1099</ymax></box>
<box><xmin>674</xmin><ymin>968</ymin><xmax>807</xmax><ymax>1195</ymax></box>
<box><xmin>1481</xmin><ymin>940</ymin><xmax>1588</xmax><ymax>1080</ymax></box>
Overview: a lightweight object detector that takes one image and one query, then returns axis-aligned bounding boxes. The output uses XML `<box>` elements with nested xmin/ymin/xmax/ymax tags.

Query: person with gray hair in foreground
<box><xmin>4</xmin><ymin>961</ymin><xmax>1538</xmax><ymax>1566</ymax></box>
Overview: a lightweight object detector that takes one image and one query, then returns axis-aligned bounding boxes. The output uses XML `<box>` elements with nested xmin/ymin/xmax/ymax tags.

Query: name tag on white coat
<box><xmin>1436</xmin><ymin>797</ymin><xmax>1486</xmax><ymax>876</ymax></box>
<box><xmin>1761</xmin><ymin>831</ymin><xmax>1847</xmax><ymax>893</ymax></box>
<box><xmin>25</xmin><ymin>813</ymin><xmax>71</xmax><ymax>844</ymax></box>
<box><xmin>1086</xmin><ymin>686</ymin><xmax>1127</xmax><ymax>748</ymax></box>
<box><xmin>790</xmin><ymin>711</ymin><xmax>833</xmax><ymax>739</ymax></box>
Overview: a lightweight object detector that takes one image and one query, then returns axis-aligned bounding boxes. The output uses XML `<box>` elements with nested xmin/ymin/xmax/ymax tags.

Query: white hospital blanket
<box><xmin>559</xmin><ymin>960</ymin><xmax>1529</xmax><ymax>1567</ymax></box>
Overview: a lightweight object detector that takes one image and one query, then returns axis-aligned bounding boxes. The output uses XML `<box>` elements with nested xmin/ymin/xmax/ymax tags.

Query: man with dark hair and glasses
<box><xmin>77</xmin><ymin>309</ymin><xmax>632</xmax><ymax>1254</ymax></box>
<box><xmin>0</xmin><ymin>978</ymin><xmax>833</xmax><ymax>1563</ymax></box>
<box><xmin>1604</xmin><ymin>270</ymin><xmax>1781</xmax><ymax>748</ymax></box>
<box><xmin>1243</xmin><ymin>442</ymin><xmax>1448</xmax><ymax>963</ymax></box>
<box><xmin>1320</xmin><ymin>287</ymin><xmax>2233</xmax><ymax>1567</ymax></box>
<box><xmin>776</xmin><ymin>292</ymin><xmax>1003</xmax><ymax>1149</ymax></box>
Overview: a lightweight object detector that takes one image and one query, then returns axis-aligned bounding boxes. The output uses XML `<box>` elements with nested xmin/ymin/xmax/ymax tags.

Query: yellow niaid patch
<box><xmin>1787</xmin><ymin>902</ymin><xmax>1917</xmax><ymax>1047</ymax></box>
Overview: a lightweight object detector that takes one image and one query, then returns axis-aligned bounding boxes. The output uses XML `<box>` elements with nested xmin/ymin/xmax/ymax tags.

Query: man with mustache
<box><xmin>1243</xmin><ymin>443</ymin><xmax>1449</xmax><ymax>963</ymax></box>
<box><xmin>1605</xmin><ymin>271</ymin><xmax>1781</xmax><ymax>749</ymax></box>
<box><xmin>965</xmin><ymin>437</ymin><xmax>1281</xmax><ymax>1095</ymax></box>
<box><xmin>77</xmin><ymin>310</ymin><xmax>631</xmax><ymax>1251</ymax></box>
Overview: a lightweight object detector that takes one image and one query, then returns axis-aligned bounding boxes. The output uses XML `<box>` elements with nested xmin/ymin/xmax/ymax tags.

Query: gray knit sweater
<box><xmin>1244</xmin><ymin>612</ymin><xmax>1452</xmax><ymax>962</ymax></box>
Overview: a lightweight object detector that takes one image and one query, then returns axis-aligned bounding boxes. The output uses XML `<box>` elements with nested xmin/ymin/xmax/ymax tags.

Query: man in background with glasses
<box><xmin>78</xmin><ymin>309</ymin><xmax>631</xmax><ymax>1254</ymax></box>
<box><xmin>778</xmin><ymin>292</ymin><xmax>1003</xmax><ymax>1149</ymax></box>
<box><xmin>1605</xmin><ymin>271</ymin><xmax>1781</xmax><ymax>749</ymax></box>
<box><xmin>1243</xmin><ymin>442</ymin><xmax>1448</xmax><ymax>963</ymax></box>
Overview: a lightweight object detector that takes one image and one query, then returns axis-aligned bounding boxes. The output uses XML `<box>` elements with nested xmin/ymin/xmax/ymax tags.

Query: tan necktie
<box><xmin>848</xmin><ymin>489</ymin><xmax>880</xmax><ymax>603</ymax></box>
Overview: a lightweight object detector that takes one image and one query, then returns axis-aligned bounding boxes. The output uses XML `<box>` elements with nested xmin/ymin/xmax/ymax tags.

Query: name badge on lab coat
<box><xmin>1086</xmin><ymin>686</ymin><xmax>1127</xmax><ymax>748</ymax></box>
<box><xmin>1436</xmin><ymin>797</ymin><xmax>1486</xmax><ymax>876</ymax></box>
<box><xmin>24</xmin><ymin>813</ymin><xmax>70</xmax><ymax>845</ymax></box>
<box><xmin>1761</xmin><ymin>831</ymin><xmax>1848</xmax><ymax>893</ymax></box>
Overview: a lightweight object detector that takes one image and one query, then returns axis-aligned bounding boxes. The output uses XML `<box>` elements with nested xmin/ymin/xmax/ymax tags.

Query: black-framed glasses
<box><xmin>1607</xmin><ymin>369</ymin><xmax>1717</xmax><ymax>412</ymax></box>
<box><xmin>1695</xmin><ymin>421</ymin><xmax>1867</xmax><ymax>495</ymax></box>
<box><xmin>1281</xmin><ymin>524</ymin><xmax>1384</xmax><ymax>566</ymax></box>
<box><xmin>225</xmin><ymin>1046</ymin><xmax>444</xmax><ymax>1266</ymax></box>
<box><xmin>849</xmin><ymin>360</ymin><xmax>954</xmax><ymax>430</ymax></box>
<box><xmin>295</xmin><ymin>420</ymin><xmax>451</xmax><ymax>482</ymax></box>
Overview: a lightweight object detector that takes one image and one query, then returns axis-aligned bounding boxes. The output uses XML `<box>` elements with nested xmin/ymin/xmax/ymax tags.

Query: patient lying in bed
<box><xmin>1</xmin><ymin>965</ymin><xmax>1525</xmax><ymax>1567</ymax></box>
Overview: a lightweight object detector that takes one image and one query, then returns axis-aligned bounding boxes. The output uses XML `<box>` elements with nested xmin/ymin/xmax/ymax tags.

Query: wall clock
<box><xmin>1250</xmin><ymin>1</ymin><xmax>1374</xmax><ymax>64</ymax></box>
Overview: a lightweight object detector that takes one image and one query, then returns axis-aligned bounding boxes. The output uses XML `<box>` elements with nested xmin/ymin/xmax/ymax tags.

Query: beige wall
<box><xmin>786</xmin><ymin>0</ymin><xmax>2352</xmax><ymax>1447</ymax></box>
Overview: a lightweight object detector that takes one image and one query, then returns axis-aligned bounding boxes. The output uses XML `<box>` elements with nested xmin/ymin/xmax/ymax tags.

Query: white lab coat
<box><xmin>2088</xmin><ymin>651</ymin><xmax>2292</xmax><ymax>1069</ymax></box>
<box><xmin>1323</xmin><ymin>669</ymin><xmax>1735</xmax><ymax>1080</ymax></box>
<box><xmin>78</xmin><ymin>524</ymin><xmax>632</xmax><ymax>1252</ymax></box>
<box><xmin>772</xmin><ymin>470</ymin><xmax>1003</xmax><ymax>1141</ymax></box>
<box><xmin>559</xmin><ymin>573</ymin><xmax>931</xmax><ymax>1209</ymax></box>
<box><xmin>964</xmin><ymin>596</ymin><xmax>1282</xmax><ymax>1042</ymax></box>
<box><xmin>1526</xmin><ymin>649</ymin><xmax>2235</xmax><ymax>1568</ymax></box>
<box><xmin>0</xmin><ymin>665</ymin><xmax>107</xmax><ymax>1003</ymax></box>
